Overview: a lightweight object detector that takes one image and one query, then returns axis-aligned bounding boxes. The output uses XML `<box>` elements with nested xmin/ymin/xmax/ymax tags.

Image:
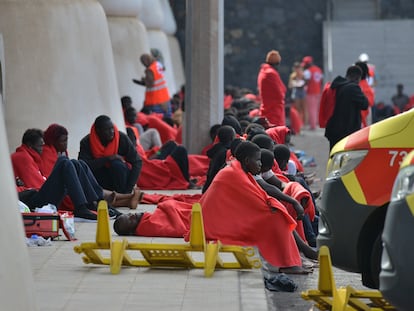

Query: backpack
<box><xmin>318</xmin><ymin>82</ymin><xmax>336</xmax><ymax>128</ymax></box>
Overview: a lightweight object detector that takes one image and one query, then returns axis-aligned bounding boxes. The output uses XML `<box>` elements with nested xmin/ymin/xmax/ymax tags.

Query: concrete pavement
<box><xmin>27</xmin><ymin>128</ymin><xmax>370</xmax><ymax>311</ymax></box>
<box><xmin>28</xmin><ymin>189</ymin><xmax>268</xmax><ymax>311</ymax></box>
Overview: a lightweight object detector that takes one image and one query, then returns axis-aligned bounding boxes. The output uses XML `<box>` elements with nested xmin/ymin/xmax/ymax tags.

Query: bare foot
<box><xmin>302</xmin><ymin>247</ymin><xmax>319</xmax><ymax>261</ymax></box>
<box><xmin>279</xmin><ymin>266</ymin><xmax>313</xmax><ymax>274</ymax></box>
<box><xmin>301</xmin><ymin>256</ymin><xmax>319</xmax><ymax>269</ymax></box>
<box><xmin>128</xmin><ymin>187</ymin><xmax>141</xmax><ymax>209</ymax></box>
<box><xmin>104</xmin><ymin>191</ymin><xmax>116</xmax><ymax>205</ymax></box>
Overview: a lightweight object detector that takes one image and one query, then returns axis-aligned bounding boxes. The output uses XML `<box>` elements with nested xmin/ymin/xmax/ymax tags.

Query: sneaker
<box><xmin>74</xmin><ymin>207</ymin><xmax>98</xmax><ymax>222</ymax></box>
<box><xmin>108</xmin><ymin>206</ymin><xmax>123</xmax><ymax>219</ymax></box>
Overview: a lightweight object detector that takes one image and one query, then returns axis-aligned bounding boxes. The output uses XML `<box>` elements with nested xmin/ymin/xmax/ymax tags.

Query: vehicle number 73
<box><xmin>388</xmin><ymin>150</ymin><xmax>409</xmax><ymax>167</ymax></box>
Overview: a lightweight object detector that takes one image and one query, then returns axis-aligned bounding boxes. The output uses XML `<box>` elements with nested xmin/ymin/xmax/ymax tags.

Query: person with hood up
<box><xmin>324</xmin><ymin>65</ymin><xmax>368</xmax><ymax>150</ymax></box>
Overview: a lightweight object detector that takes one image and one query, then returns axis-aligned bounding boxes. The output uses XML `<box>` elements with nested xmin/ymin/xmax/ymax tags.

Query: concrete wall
<box><xmin>0</xmin><ymin>34</ymin><xmax>36</xmax><ymax>308</ymax></box>
<box><xmin>0</xmin><ymin>0</ymin><xmax>125</xmax><ymax>157</ymax></box>
<box><xmin>99</xmin><ymin>0</ymin><xmax>147</xmax><ymax>111</ymax></box>
<box><xmin>171</xmin><ymin>0</ymin><xmax>414</xmax><ymax>98</ymax></box>
<box><xmin>139</xmin><ymin>0</ymin><xmax>180</xmax><ymax>97</ymax></box>
<box><xmin>100</xmin><ymin>0</ymin><xmax>184</xmax><ymax>111</ymax></box>
<box><xmin>323</xmin><ymin>19</ymin><xmax>414</xmax><ymax>104</ymax></box>
<box><xmin>106</xmin><ymin>17</ymin><xmax>149</xmax><ymax>110</ymax></box>
<box><xmin>171</xmin><ymin>0</ymin><xmax>327</xmax><ymax>92</ymax></box>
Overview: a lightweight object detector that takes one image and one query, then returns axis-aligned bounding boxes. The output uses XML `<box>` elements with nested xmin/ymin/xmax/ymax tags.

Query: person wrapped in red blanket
<box><xmin>128</xmin><ymin>106</ymin><xmax>208</xmax><ymax>185</ymax></box>
<box><xmin>114</xmin><ymin>141</ymin><xmax>312</xmax><ymax>273</ymax></box>
<box><xmin>266</xmin><ymin>125</ymin><xmax>304</xmax><ymax>173</ymax></box>
<box><xmin>12</xmin><ymin>128</ymin><xmax>101</xmax><ymax>221</ymax></box>
<box><xmin>124</xmin><ymin>110</ymin><xmax>197</xmax><ymax>190</ymax></box>
<box><xmin>42</xmin><ymin>123</ymin><xmax>141</xmax><ymax>211</ymax></box>
<box><xmin>257</xmin><ymin>50</ymin><xmax>287</xmax><ymax>126</ymax></box>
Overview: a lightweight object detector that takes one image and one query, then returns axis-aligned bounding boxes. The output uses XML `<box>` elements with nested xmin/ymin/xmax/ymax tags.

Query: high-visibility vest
<box><xmin>145</xmin><ymin>62</ymin><xmax>170</xmax><ymax>106</ymax></box>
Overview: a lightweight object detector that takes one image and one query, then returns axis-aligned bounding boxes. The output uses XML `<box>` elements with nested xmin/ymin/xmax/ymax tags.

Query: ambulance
<box><xmin>317</xmin><ymin>109</ymin><xmax>414</xmax><ymax>289</ymax></box>
<box><xmin>380</xmin><ymin>149</ymin><xmax>414</xmax><ymax>311</ymax></box>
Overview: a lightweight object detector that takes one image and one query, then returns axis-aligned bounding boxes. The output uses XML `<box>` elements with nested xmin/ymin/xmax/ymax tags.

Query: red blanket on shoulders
<box><xmin>258</xmin><ymin>63</ymin><xmax>287</xmax><ymax>126</ymax></box>
<box><xmin>199</xmin><ymin>160</ymin><xmax>301</xmax><ymax>268</ymax></box>
<box><xmin>135</xmin><ymin>160</ymin><xmax>301</xmax><ymax>267</ymax></box>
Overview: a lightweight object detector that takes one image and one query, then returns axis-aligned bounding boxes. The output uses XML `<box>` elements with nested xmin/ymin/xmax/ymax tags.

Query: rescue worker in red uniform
<box><xmin>302</xmin><ymin>56</ymin><xmax>323</xmax><ymax>130</ymax></box>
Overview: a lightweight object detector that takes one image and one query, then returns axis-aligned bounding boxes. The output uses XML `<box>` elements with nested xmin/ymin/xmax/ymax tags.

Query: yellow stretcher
<box><xmin>73</xmin><ymin>201</ymin><xmax>262</xmax><ymax>277</ymax></box>
<box><xmin>301</xmin><ymin>246</ymin><xmax>396</xmax><ymax>311</ymax></box>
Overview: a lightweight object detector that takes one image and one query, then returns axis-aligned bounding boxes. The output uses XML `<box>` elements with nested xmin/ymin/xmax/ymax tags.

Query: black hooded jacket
<box><xmin>325</xmin><ymin>76</ymin><xmax>368</xmax><ymax>149</ymax></box>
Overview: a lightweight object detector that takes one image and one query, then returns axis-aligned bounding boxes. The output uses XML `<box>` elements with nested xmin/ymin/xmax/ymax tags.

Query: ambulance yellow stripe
<box><xmin>400</xmin><ymin>151</ymin><xmax>414</xmax><ymax>169</ymax></box>
<box><xmin>369</xmin><ymin>111</ymin><xmax>413</xmax><ymax>148</ymax></box>
<box><xmin>406</xmin><ymin>193</ymin><xmax>414</xmax><ymax>217</ymax></box>
<box><xmin>331</xmin><ymin>137</ymin><xmax>348</xmax><ymax>155</ymax></box>
<box><xmin>342</xmin><ymin>171</ymin><xmax>367</xmax><ymax>205</ymax></box>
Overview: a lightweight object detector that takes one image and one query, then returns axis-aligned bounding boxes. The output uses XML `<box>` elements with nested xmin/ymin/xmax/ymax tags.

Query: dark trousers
<box><xmin>23</xmin><ymin>157</ymin><xmax>103</xmax><ymax>210</ymax></box>
<box><xmin>153</xmin><ymin>140</ymin><xmax>189</xmax><ymax>180</ymax></box>
<box><xmin>145</xmin><ymin>102</ymin><xmax>172</xmax><ymax>118</ymax></box>
<box><xmin>92</xmin><ymin>159</ymin><xmax>131</xmax><ymax>194</ymax></box>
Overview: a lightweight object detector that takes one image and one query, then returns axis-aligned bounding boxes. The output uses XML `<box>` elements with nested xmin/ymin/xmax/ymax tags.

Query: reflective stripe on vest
<box><xmin>145</xmin><ymin>62</ymin><xmax>170</xmax><ymax>106</ymax></box>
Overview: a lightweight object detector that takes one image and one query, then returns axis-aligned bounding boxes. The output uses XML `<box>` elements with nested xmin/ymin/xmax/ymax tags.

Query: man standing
<box><xmin>257</xmin><ymin>50</ymin><xmax>287</xmax><ymax>126</ymax></box>
<box><xmin>325</xmin><ymin>66</ymin><xmax>369</xmax><ymax>150</ymax></box>
<box><xmin>391</xmin><ymin>83</ymin><xmax>410</xmax><ymax>114</ymax></box>
<box><xmin>79</xmin><ymin>115</ymin><xmax>142</xmax><ymax>194</ymax></box>
<box><xmin>302</xmin><ymin>56</ymin><xmax>323</xmax><ymax>130</ymax></box>
<box><xmin>133</xmin><ymin>53</ymin><xmax>171</xmax><ymax>118</ymax></box>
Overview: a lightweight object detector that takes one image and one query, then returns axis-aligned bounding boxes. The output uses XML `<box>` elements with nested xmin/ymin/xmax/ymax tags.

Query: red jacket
<box><xmin>305</xmin><ymin>65</ymin><xmax>323</xmax><ymax>95</ymax></box>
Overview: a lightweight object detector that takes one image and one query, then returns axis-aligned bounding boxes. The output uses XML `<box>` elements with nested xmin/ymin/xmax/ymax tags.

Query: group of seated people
<box><xmin>113</xmin><ymin>113</ymin><xmax>319</xmax><ymax>273</ymax></box>
<box><xmin>12</xmin><ymin>94</ymin><xmax>320</xmax><ymax>273</ymax></box>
